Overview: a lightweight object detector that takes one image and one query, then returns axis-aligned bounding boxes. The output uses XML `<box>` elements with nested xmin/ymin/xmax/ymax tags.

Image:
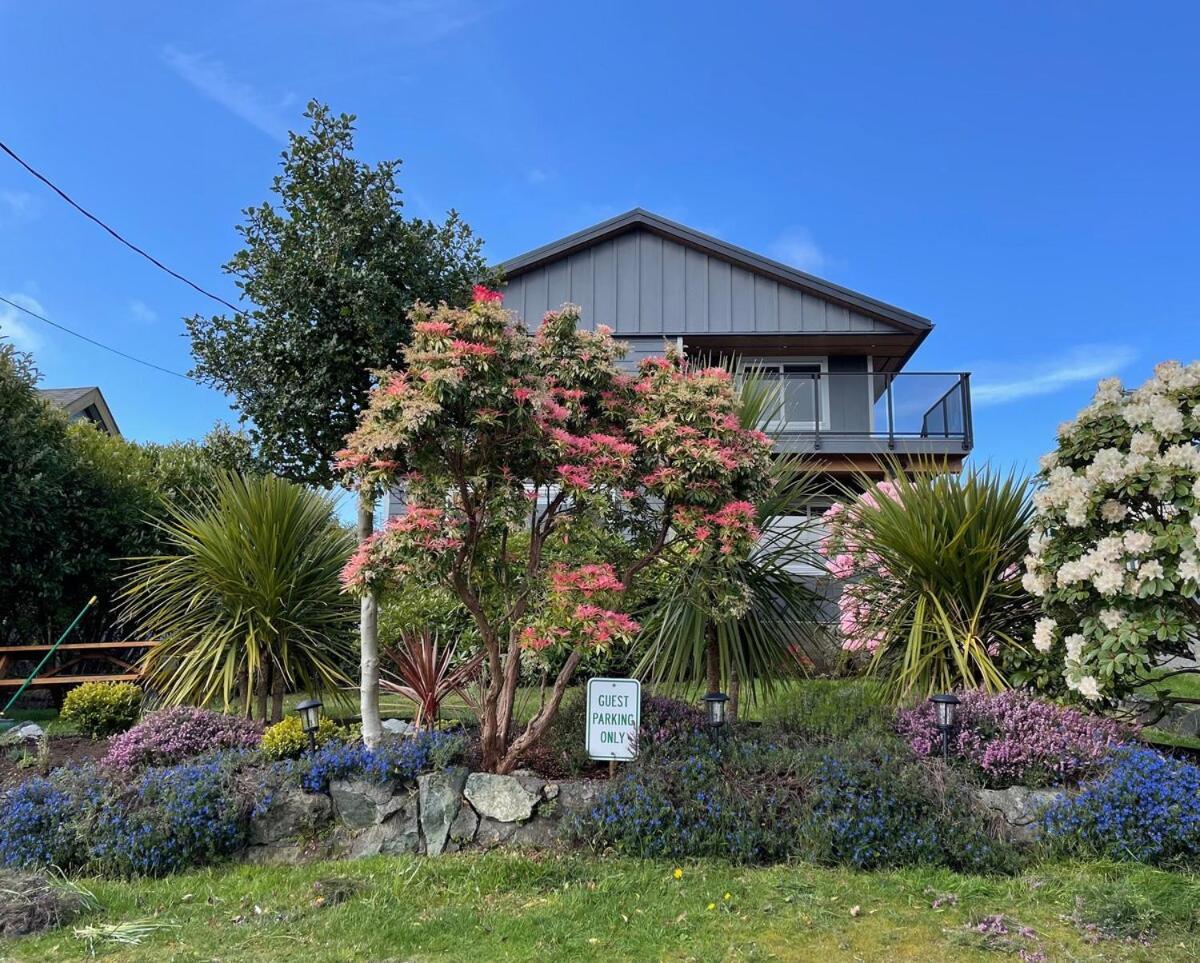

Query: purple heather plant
<box><xmin>896</xmin><ymin>689</ymin><xmax>1132</xmax><ymax>789</ymax></box>
<box><xmin>103</xmin><ymin>707</ymin><xmax>263</xmax><ymax>772</ymax></box>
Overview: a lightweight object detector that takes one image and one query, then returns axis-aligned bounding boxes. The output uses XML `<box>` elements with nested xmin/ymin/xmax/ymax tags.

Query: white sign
<box><xmin>586</xmin><ymin>677</ymin><xmax>641</xmax><ymax>761</ymax></box>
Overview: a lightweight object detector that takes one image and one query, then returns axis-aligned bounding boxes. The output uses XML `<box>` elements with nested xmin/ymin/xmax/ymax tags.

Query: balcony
<box><xmin>748</xmin><ymin>370</ymin><xmax>973</xmax><ymax>462</ymax></box>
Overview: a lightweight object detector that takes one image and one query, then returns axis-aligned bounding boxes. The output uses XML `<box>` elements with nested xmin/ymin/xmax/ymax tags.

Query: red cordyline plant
<box><xmin>338</xmin><ymin>287</ymin><xmax>773</xmax><ymax>772</ymax></box>
<box><xmin>380</xmin><ymin>629</ymin><xmax>483</xmax><ymax>730</ymax></box>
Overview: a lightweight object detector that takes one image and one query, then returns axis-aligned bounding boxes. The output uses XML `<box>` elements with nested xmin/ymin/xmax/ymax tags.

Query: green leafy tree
<box><xmin>120</xmin><ymin>473</ymin><xmax>357</xmax><ymax>722</ymax></box>
<box><xmin>185</xmin><ymin>100</ymin><xmax>495</xmax><ymax>487</ymax></box>
<box><xmin>0</xmin><ymin>339</ymin><xmax>270</xmax><ymax>642</ymax></box>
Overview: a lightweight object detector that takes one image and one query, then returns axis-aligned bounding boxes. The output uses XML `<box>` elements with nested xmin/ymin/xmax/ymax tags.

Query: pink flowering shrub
<box><xmin>817</xmin><ymin>481</ymin><xmax>901</xmax><ymax>653</ymax></box>
<box><xmin>895</xmin><ymin>689</ymin><xmax>1132</xmax><ymax>788</ymax></box>
<box><xmin>338</xmin><ymin>288</ymin><xmax>773</xmax><ymax>771</ymax></box>
<box><xmin>103</xmin><ymin>707</ymin><xmax>263</xmax><ymax>773</ymax></box>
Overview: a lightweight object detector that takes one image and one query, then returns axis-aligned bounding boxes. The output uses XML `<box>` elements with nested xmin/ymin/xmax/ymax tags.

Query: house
<box><xmin>38</xmin><ymin>386</ymin><xmax>121</xmax><ymax>437</ymax></box>
<box><xmin>385</xmin><ymin>208</ymin><xmax>972</xmax><ymax>518</ymax></box>
<box><xmin>500</xmin><ymin>209</ymin><xmax>971</xmax><ymax>475</ymax></box>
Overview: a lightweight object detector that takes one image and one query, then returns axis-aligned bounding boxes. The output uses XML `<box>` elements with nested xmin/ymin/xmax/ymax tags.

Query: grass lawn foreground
<box><xmin>4</xmin><ymin>852</ymin><xmax>1199</xmax><ymax>961</ymax></box>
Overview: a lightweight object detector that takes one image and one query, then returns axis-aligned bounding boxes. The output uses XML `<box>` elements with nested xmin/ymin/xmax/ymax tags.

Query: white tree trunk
<box><xmin>357</xmin><ymin>496</ymin><xmax>382</xmax><ymax>748</ymax></box>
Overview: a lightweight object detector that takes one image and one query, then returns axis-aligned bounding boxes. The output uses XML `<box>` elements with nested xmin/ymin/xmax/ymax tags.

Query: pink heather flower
<box><xmin>472</xmin><ymin>284</ymin><xmax>503</xmax><ymax>304</ymax></box>
<box><xmin>513</xmin><ymin>386</ymin><xmax>533</xmax><ymax>404</ymax></box>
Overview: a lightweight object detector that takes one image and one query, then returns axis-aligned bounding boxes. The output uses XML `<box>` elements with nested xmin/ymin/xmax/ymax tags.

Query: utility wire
<box><xmin>0</xmin><ymin>294</ymin><xmax>192</xmax><ymax>380</ymax></box>
<box><xmin>0</xmin><ymin>139</ymin><xmax>245</xmax><ymax>315</ymax></box>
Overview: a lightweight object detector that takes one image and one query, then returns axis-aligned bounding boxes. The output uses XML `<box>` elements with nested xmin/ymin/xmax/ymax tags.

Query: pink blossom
<box><xmin>472</xmin><ymin>284</ymin><xmax>503</xmax><ymax>304</ymax></box>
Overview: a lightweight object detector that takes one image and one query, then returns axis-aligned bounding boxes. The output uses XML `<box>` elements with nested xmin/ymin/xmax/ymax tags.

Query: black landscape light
<box><xmin>931</xmin><ymin>693</ymin><xmax>960</xmax><ymax>761</ymax></box>
<box><xmin>703</xmin><ymin>691</ymin><xmax>729</xmax><ymax>734</ymax></box>
<box><xmin>295</xmin><ymin>698</ymin><xmax>324</xmax><ymax>751</ymax></box>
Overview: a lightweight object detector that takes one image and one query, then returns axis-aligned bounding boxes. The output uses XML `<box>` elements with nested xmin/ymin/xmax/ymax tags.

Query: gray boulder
<box><xmin>445</xmin><ymin>802</ymin><xmax>480</xmax><ymax>853</ymax></box>
<box><xmin>382</xmin><ymin>718</ymin><xmax>417</xmax><ymax>737</ymax></box>
<box><xmin>474</xmin><ymin>817</ymin><xmax>519</xmax><ymax>848</ymax></box>
<box><xmin>553</xmin><ymin>780</ymin><xmax>604</xmax><ymax>821</ymax></box>
<box><xmin>330</xmin><ymin>779</ymin><xmax>411</xmax><ymax>829</ymax></box>
<box><xmin>974</xmin><ymin>786</ymin><xmax>1065</xmax><ymax>844</ymax></box>
<box><xmin>342</xmin><ymin>802</ymin><xmax>421</xmax><ymax>858</ymax></box>
<box><xmin>0</xmin><ymin>722</ymin><xmax>44</xmax><ymax>745</ymax></box>
<box><xmin>248</xmin><ymin>788</ymin><xmax>332</xmax><ymax>846</ymax></box>
<box><xmin>419</xmin><ymin>767</ymin><xmax>468</xmax><ymax>856</ymax></box>
<box><xmin>464</xmin><ymin>773</ymin><xmax>539</xmax><ymax>823</ymax></box>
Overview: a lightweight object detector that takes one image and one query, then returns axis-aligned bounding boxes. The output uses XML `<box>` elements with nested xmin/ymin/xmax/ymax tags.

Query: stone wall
<box><xmin>245</xmin><ymin>768</ymin><xmax>604</xmax><ymax>865</ymax></box>
<box><xmin>245</xmin><ymin>768</ymin><xmax>1066</xmax><ymax>864</ymax></box>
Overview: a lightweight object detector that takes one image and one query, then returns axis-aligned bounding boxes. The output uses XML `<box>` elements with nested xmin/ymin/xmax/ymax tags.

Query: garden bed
<box><xmin>0</xmin><ymin>736</ymin><xmax>107</xmax><ymax>789</ymax></box>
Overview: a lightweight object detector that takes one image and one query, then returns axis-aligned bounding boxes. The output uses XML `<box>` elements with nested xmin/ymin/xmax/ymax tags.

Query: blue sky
<box><xmin>1</xmin><ymin>1</ymin><xmax>1197</xmax><ymax>476</ymax></box>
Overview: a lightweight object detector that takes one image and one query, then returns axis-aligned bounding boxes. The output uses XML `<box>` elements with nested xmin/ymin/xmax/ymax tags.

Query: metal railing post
<box><xmin>886</xmin><ymin>374</ymin><xmax>896</xmax><ymax>449</ymax></box>
<box><xmin>961</xmin><ymin>373</ymin><xmax>973</xmax><ymax>451</ymax></box>
<box><xmin>812</xmin><ymin>373</ymin><xmax>821</xmax><ymax>450</ymax></box>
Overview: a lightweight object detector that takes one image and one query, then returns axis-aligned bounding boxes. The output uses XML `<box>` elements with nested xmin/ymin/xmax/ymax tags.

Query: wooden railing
<box><xmin>0</xmin><ymin>642</ymin><xmax>157</xmax><ymax>688</ymax></box>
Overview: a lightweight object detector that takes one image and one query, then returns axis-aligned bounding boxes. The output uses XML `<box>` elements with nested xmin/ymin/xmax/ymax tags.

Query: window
<box><xmin>744</xmin><ymin>358</ymin><xmax>830</xmax><ymax>431</ymax></box>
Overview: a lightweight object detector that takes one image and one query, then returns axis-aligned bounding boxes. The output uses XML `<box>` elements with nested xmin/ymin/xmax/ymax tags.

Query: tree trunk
<box><xmin>728</xmin><ymin>664</ymin><xmax>741</xmax><ymax>722</ymax></box>
<box><xmin>358</xmin><ymin>496</ymin><xmax>383</xmax><ymax>749</ymax></box>
<box><xmin>270</xmin><ymin>665</ymin><xmax>285</xmax><ymax>723</ymax></box>
<box><xmin>254</xmin><ymin>670</ymin><xmax>268</xmax><ymax>722</ymax></box>
<box><xmin>705</xmin><ymin>623</ymin><xmax>721</xmax><ymax>693</ymax></box>
<box><xmin>498</xmin><ymin>649</ymin><xmax>583</xmax><ymax>773</ymax></box>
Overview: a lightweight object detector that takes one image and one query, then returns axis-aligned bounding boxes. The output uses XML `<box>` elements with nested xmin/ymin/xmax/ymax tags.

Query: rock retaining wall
<box><xmin>245</xmin><ymin>769</ymin><xmax>1064</xmax><ymax>864</ymax></box>
<box><xmin>245</xmin><ymin>768</ymin><xmax>603</xmax><ymax>865</ymax></box>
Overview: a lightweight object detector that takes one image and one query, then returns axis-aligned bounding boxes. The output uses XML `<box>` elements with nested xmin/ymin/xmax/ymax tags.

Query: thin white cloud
<box><xmin>0</xmin><ymin>293</ymin><xmax>46</xmax><ymax>353</ymax></box>
<box><xmin>525</xmin><ymin>168</ymin><xmax>549</xmax><ymax>185</ymax></box>
<box><xmin>769</xmin><ymin>229</ymin><xmax>833</xmax><ymax>274</ymax></box>
<box><xmin>161</xmin><ymin>46</ymin><xmax>296</xmax><ymax>141</ymax></box>
<box><xmin>342</xmin><ymin>0</ymin><xmax>489</xmax><ymax>42</ymax></box>
<box><xmin>971</xmin><ymin>344</ymin><xmax>1137</xmax><ymax>406</ymax></box>
<box><xmin>129</xmin><ymin>299</ymin><xmax>158</xmax><ymax>324</ymax></box>
<box><xmin>0</xmin><ymin>190</ymin><xmax>37</xmax><ymax>226</ymax></box>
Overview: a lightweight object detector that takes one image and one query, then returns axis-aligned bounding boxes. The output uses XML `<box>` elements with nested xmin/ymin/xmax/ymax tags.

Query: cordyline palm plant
<box><xmin>830</xmin><ymin>464</ymin><xmax>1037</xmax><ymax>700</ymax></box>
<box><xmin>119</xmin><ymin>473</ymin><xmax>357</xmax><ymax>722</ymax></box>
<box><xmin>635</xmin><ymin>363</ymin><xmax>828</xmax><ymax>717</ymax></box>
<box><xmin>380</xmin><ymin>628</ymin><xmax>483</xmax><ymax>729</ymax></box>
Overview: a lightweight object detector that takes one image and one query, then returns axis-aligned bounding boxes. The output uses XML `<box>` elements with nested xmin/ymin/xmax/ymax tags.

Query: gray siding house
<box><xmin>501</xmin><ymin>209</ymin><xmax>971</xmax><ymax>473</ymax></box>
<box><xmin>385</xmin><ymin>209</ymin><xmax>972</xmax><ymax>519</ymax></box>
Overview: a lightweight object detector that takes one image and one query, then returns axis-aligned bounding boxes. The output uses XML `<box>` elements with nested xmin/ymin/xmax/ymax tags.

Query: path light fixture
<box><xmin>703</xmin><ymin>691</ymin><xmax>729</xmax><ymax>737</ymax></box>
<box><xmin>931</xmin><ymin>693</ymin><xmax>960</xmax><ymax>761</ymax></box>
<box><xmin>295</xmin><ymin>698</ymin><xmax>324</xmax><ymax>751</ymax></box>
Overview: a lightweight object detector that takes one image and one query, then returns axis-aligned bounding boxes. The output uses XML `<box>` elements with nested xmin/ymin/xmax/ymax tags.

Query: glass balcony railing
<box><xmin>746</xmin><ymin>370</ymin><xmax>973</xmax><ymax>451</ymax></box>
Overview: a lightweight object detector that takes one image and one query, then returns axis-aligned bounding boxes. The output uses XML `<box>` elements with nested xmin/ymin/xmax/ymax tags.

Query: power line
<box><xmin>0</xmin><ymin>139</ymin><xmax>245</xmax><ymax>315</ymax></box>
<box><xmin>0</xmin><ymin>294</ymin><xmax>192</xmax><ymax>380</ymax></box>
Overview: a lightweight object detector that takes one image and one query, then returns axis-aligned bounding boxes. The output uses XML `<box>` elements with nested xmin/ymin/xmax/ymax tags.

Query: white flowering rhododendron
<box><xmin>1024</xmin><ymin>361</ymin><xmax>1200</xmax><ymax>704</ymax></box>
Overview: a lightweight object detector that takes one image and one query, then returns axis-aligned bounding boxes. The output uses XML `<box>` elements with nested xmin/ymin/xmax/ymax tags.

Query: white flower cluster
<box><xmin>1024</xmin><ymin>360</ymin><xmax>1200</xmax><ymax>702</ymax></box>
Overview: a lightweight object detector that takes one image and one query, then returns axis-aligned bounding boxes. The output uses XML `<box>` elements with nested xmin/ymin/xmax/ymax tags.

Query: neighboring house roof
<box><xmin>498</xmin><ymin>210</ymin><xmax>933</xmax><ymax>369</ymax></box>
<box><xmin>38</xmin><ymin>386</ymin><xmax>121</xmax><ymax>437</ymax></box>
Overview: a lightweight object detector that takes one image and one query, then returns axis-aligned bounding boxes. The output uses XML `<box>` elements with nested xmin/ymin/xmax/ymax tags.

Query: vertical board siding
<box><xmin>501</xmin><ymin>226</ymin><xmax>898</xmax><ymax>336</ymax></box>
<box><xmin>639</xmin><ymin>232</ymin><xmax>663</xmax><ymax>333</ymax></box>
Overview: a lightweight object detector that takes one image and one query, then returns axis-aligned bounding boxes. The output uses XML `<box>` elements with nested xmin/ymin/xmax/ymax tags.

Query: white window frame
<box><xmin>742</xmin><ymin>356</ymin><xmax>831</xmax><ymax>432</ymax></box>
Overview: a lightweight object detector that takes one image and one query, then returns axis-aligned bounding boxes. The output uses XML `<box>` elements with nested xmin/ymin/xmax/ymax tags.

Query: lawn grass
<box><xmin>4</xmin><ymin>853</ymin><xmax>1198</xmax><ymax>961</ymax></box>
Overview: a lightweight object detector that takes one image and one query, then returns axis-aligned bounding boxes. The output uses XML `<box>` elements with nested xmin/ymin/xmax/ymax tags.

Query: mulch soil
<box><xmin>0</xmin><ymin>736</ymin><xmax>107</xmax><ymax>788</ymax></box>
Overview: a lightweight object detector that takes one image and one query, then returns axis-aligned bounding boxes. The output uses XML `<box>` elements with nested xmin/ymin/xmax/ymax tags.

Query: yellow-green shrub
<box><xmin>261</xmin><ymin>715</ymin><xmax>344</xmax><ymax>760</ymax></box>
<box><xmin>60</xmin><ymin>682</ymin><xmax>142</xmax><ymax>738</ymax></box>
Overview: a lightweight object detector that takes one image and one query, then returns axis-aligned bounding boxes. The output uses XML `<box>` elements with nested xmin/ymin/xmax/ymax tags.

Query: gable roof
<box><xmin>38</xmin><ymin>386</ymin><xmax>121</xmax><ymax>436</ymax></box>
<box><xmin>498</xmin><ymin>208</ymin><xmax>932</xmax><ymax>335</ymax></box>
